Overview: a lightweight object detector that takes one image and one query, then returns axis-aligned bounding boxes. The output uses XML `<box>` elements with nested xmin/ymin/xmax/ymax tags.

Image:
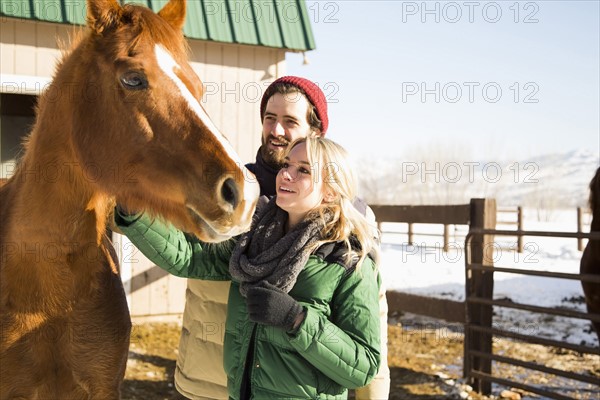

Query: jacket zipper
<box><xmin>240</xmin><ymin>324</ymin><xmax>258</xmax><ymax>400</ymax></box>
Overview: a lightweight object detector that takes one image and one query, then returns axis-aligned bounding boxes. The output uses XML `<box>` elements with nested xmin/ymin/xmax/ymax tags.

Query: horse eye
<box><xmin>120</xmin><ymin>71</ymin><xmax>148</xmax><ymax>90</ymax></box>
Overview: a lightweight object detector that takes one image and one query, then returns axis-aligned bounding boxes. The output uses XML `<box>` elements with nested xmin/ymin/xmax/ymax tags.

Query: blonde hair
<box><xmin>287</xmin><ymin>137</ymin><xmax>380</xmax><ymax>269</ymax></box>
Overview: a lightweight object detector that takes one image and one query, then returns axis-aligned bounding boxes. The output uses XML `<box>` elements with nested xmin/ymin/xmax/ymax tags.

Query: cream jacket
<box><xmin>174</xmin><ymin>279</ymin><xmax>229</xmax><ymax>399</ymax></box>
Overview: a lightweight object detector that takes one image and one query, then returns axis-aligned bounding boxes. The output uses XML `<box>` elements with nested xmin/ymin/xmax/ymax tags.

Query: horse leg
<box><xmin>69</xmin><ymin>319</ymin><xmax>130</xmax><ymax>400</ymax></box>
<box><xmin>1</xmin><ymin>326</ymin><xmax>86</xmax><ymax>400</ymax></box>
<box><xmin>1</xmin><ymin>316</ymin><xmax>48</xmax><ymax>399</ymax></box>
<box><xmin>584</xmin><ymin>290</ymin><xmax>600</xmax><ymax>341</ymax></box>
<box><xmin>70</xmin><ymin>270</ymin><xmax>131</xmax><ymax>400</ymax></box>
<box><xmin>0</xmin><ymin>380</ymin><xmax>37</xmax><ymax>400</ymax></box>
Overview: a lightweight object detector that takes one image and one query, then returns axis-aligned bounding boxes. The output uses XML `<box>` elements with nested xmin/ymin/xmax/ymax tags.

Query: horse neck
<box><xmin>9</xmin><ymin>89</ymin><xmax>110</xmax><ymax>250</ymax></box>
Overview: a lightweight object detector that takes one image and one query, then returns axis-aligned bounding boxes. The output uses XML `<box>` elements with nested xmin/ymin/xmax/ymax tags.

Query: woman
<box><xmin>115</xmin><ymin>137</ymin><xmax>381</xmax><ymax>399</ymax></box>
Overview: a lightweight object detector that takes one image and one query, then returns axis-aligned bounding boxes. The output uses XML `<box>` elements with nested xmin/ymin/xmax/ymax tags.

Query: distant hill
<box><xmin>358</xmin><ymin>148</ymin><xmax>599</xmax><ymax>208</ymax></box>
<box><xmin>496</xmin><ymin>149</ymin><xmax>599</xmax><ymax>208</ymax></box>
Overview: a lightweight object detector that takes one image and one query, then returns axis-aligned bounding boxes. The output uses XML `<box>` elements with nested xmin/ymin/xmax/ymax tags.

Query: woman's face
<box><xmin>275</xmin><ymin>142</ymin><xmax>326</xmax><ymax>224</ymax></box>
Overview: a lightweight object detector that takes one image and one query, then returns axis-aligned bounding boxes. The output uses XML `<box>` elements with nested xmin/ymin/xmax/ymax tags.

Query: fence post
<box><xmin>443</xmin><ymin>224</ymin><xmax>449</xmax><ymax>252</ymax></box>
<box><xmin>577</xmin><ymin>207</ymin><xmax>584</xmax><ymax>251</ymax></box>
<box><xmin>408</xmin><ymin>223</ymin><xmax>414</xmax><ymax>246</ymax></box>
<box><xmin>465</xmin><ymin>198</ymin><xmax>497</xmax><ymax>395</ymax></box>
<box><xmin>517</xmin><ymin>206</ymin><xmax>523</xmax><ymax>253</ymax></box>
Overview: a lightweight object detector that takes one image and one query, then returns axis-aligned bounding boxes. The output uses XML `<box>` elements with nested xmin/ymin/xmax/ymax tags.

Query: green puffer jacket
<box><xmin>116</xmin><ymin>212</ymin><xmax>381</xmax><ymax>400</ymax></box>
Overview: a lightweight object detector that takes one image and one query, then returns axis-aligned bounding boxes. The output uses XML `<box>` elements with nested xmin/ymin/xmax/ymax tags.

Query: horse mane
<box><xmin>128</xmin><ymin>5</ymin><xmax>189</xmax><ymax>55</ymax></box>
<box><xmin>48</xmin><ymin>3</ymin><xmax>189</xmax><ymax>84</ymax></box>
<box><xmin>6</xmin><ymin>28</ymin><xmax>84</xmax><ymax>174</ymax></box>
<box><xmin>57</xmin><ymin>27</ymin><xmax>86</xmax><ymax>60</ymax></box>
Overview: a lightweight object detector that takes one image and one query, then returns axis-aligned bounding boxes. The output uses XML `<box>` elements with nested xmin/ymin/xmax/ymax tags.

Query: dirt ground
<box><xmin>122</xmin><ymin>315</ymin><xmax>599</xmax><ymax>400</ymax></box>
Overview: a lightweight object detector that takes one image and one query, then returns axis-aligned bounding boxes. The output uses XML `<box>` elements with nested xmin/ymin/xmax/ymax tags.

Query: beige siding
<box><xmin>188</xmin><ymin>41</ymin><xmax>286</xmax><ymax>163</ymax></box>
<box><xmin>0</xmin><ymin>19</ymin><xmax>16</xmax><ymax>75</ymax></box>
<box><xmin>35</xmin><ymin>23</ymin><xmax>61</xmax><ymax>77</ymax></box>
<box><xmin>0</xmin><ymin>20</ymin><xmax>70</xmax><ymax>83</ymax></box>
<box><xmin>1</xmin><ymin>18</ymin><xmax>286</xmax><ymax>317</ymax></box>
<box><xmin>13</xmin><ymin>20</ymin><xmax>37</xmax><ymax>76</ymax></box>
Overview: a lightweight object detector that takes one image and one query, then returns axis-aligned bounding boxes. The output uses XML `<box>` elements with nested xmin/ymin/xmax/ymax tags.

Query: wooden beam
<box><xmin>386</xmin><ymin>292</ymin><xmax>465</xmax><ymax>323</ymax></box>
<box><xmin>464</xmin><ymin>198</ymin><xmax>497</xmax><ymax>395</ymax></box>
<box><xmin>370</xmin><ymin>204</ymin><xmax>471</xmax><ymax>225</ymax></box>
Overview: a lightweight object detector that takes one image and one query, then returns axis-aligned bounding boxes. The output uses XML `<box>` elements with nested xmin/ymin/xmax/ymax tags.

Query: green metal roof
<box><xmin>0</xmin><ymin>0</ymin><xmax>315</xmax><ymax>51</ymax></box>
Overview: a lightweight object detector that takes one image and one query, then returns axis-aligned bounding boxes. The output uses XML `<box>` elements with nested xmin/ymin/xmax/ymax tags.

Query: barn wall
<box><xmin>1</xmin><ymin>18</ymin><xmax>287</xmax><ymax>317</ymax></box>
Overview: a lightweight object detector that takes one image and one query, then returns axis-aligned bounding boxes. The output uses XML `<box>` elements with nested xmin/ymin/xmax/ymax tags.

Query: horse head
<box><xmin>64</xmin><ymin>0</ymin><xmax>258</xmax><ymax>241</ymax></box>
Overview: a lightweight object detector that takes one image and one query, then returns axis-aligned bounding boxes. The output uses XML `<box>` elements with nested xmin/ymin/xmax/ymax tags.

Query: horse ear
<box><xmin>87</xmin><ymin>0</ymin><xmax>122</xmax><ymax>34</ymax></box>
<box><xmin>158</xmin><ymin>0</ymin><xmax>187</xmax><ymax>32</ymax></box>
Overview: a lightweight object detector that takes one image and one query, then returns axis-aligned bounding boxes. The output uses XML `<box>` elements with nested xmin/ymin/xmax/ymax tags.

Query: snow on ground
<box><xmin>379</xmin><ymin>207</ymin><xmax>599</xmax><ymax>347</ymax></box>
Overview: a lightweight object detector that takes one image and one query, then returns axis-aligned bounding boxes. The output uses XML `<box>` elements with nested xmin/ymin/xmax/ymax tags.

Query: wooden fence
<box><xmin>373</xmin><ymin>204</ymin><xmax>473</xmax><ymax>253</ymax></box>
<box><xmin>464</xmin><ymin>229</ymin><xmax>600</xmax><ymax>398</ymax></box>
<box><xmin>370</xmin><ymin>198</ymin><xmax>497</xmax><ymax>324</ymax></box>
<box><xmin>377</xmin><ymin>205</ymin><xmax>591</xmax><ymax>254</ymax></box>
<box><xmin>496</xmin><ymin>206</ymin><xmax>523</xmax><ymax>252</ymax></box>
<box><xmin>371</xmin><ymin>200</ymin><xmax>600</xmax><ymax>399</ymax></box>
<box><xmin>577</xmin><ymin>207</ymin><xmax>593</xmax><ymax>251</ymax></box>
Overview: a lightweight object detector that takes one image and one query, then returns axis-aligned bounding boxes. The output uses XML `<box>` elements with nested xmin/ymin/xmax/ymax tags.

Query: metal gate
<box><xmin>464</xmin><ymin>228</ymin><xmax>600</xmax><ymax>399</ymax></box>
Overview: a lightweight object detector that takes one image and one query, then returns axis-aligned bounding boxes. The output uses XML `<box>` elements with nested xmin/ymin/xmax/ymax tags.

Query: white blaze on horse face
<box><xmin>153</xmin><ymin>45</ymin><xmax>258</xmax><ymax>212</ymax></box>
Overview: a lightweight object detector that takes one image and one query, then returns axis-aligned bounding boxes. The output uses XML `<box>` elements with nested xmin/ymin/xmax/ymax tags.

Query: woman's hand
<box><xmin>246</xmin><ymin>281</ymin><xmax>305</xmax><ymax>332</ymax></box>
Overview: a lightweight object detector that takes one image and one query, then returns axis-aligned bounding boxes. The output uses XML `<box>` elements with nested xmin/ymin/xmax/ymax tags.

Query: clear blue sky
<box><xmin>287</xmin><ymin>0</ymin><xmax>600</xmax><ymax>161</ymax></box>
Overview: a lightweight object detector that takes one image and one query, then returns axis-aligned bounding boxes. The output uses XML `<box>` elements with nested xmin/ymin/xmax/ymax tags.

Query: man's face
<box><xmin>260</xmin><ymin>92</ymin><xmax>317</xmax><ymax>168</ymax></box>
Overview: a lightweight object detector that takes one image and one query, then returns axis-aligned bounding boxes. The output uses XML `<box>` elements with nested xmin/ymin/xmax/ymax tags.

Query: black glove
<box><xmin>246</xmin><ymin>281</ymin><xmax>305</xmax><ymax>331</ymax></box>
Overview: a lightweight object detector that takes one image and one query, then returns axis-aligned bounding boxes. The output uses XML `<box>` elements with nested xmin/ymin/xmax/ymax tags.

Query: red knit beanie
<box><xmin>260</xmin><ymin>76</ymin><xmax>329</xmax><ymax>135</ymax></box>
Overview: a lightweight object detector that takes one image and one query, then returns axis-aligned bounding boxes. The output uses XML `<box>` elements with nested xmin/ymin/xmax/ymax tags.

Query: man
<box><xmin>247</xmin><ymin>76</ymin><xmax>328</xmax><ymax>196</ymax></box>
<box><xmin>117</xmin><ymin>76</ymin><xmax>390</xmax><ymax>399</ymax></box>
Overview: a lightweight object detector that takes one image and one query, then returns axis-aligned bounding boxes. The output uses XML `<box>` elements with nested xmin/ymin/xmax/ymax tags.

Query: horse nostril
<box><xmin>221</xmin><ymin>178</ymin><xmax>240</xmax><ymax>209</ymax></box>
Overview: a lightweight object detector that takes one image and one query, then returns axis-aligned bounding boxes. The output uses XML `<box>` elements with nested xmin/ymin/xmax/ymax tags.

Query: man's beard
<box><xmin>259</xmin><ymin>136</ymin><xmax>289</xmax><ymax>169</ymax></box>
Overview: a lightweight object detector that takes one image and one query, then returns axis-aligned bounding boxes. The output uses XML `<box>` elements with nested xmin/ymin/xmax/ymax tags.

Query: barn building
<box><xmin>0</xmin><ymin>0</ymin><xmax>315</xmax><ymax>319</ymax></box>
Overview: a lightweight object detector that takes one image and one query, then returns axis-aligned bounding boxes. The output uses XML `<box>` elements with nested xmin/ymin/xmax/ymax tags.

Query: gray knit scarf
<box><xmin>229</xmin><ymin>197</ymin><xmax>329</xmax><ymax>297</ymax></box>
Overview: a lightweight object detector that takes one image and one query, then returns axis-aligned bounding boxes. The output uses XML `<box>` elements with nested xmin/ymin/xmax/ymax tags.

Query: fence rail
<box><xmin>376</xmin><ymin>206</ymin><xmax>592</xmax><ymax>253</ymax></box>
<box><xmin>371</xmin><ymin>204</ymin><xmax>472</xmax><ymax>253</ymax></box>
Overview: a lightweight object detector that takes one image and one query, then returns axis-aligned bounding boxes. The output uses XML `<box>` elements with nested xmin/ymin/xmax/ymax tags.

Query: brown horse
<box><xmin>581</xmin><ymin>166</ymin><xmax>600</xmax><ymax>343</ymax></box>
<box><xmin>0</xmin><ymin>0</ymin><xmax>259</xmax><ymax>398</ymax></box>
